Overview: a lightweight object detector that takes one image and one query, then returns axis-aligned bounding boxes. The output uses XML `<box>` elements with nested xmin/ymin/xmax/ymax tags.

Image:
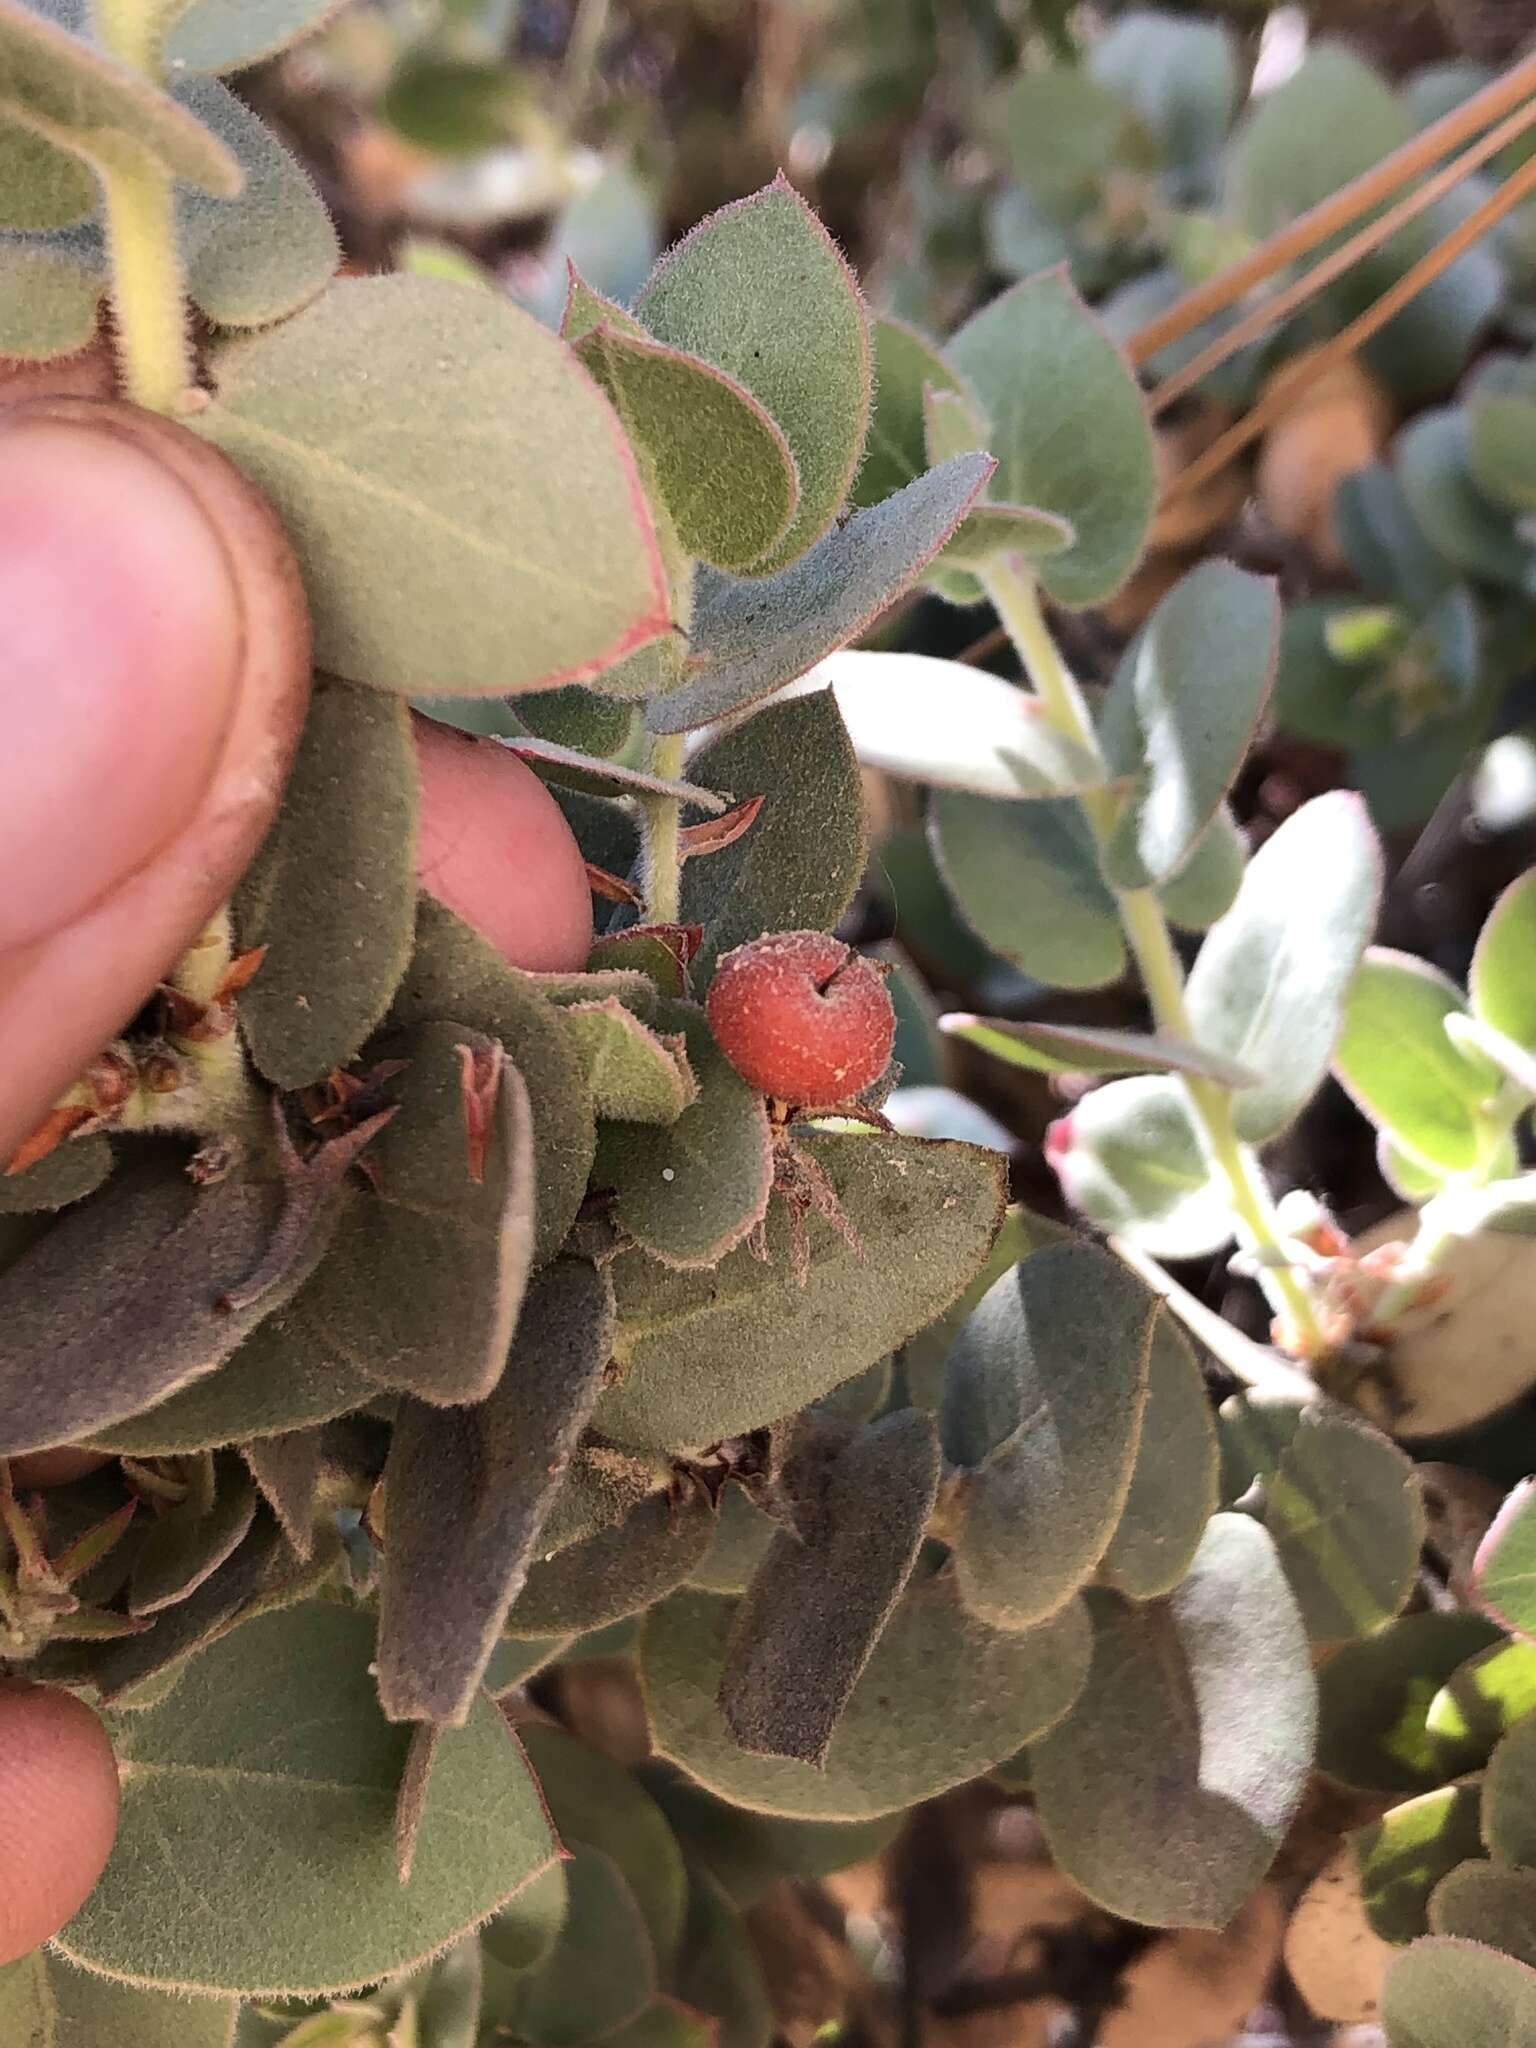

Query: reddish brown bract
<box><xmin>705</xmin><ymin>930</ymin><xmax>895</xmax><ymax>1104</ymax></box>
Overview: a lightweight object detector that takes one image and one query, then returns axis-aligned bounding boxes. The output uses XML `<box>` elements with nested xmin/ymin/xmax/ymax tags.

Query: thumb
<box><xmin>0</xmin><ymin>399</ymin><xmax>310</xmax><ymax>1165</ymax></box>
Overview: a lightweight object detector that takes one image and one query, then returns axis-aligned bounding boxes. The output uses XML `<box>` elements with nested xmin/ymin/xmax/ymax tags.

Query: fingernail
<box><xmin>0</xmin><ymin>420</ymin><xmax>244</xmax><ymax>952</ymax></box>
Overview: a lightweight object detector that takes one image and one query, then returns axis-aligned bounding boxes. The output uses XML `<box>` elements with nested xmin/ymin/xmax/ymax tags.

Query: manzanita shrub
<box><xmin>4</xmin><ymin>4</ymin><xmax>1536</xmax><ymax>2045</ymax></box>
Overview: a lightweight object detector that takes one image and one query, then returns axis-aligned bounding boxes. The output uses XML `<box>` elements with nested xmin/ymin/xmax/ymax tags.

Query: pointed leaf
<box><xmin>565</xmin><ymin>998</ymin><xmax>698</xmax><ymax>1124</ymax></box>
<box><xmin>1185</xmin><ymin>792</ymin><xmax>1383</xmax><ymax>1143</ymax></box>
<box><xmin>593</xmin><ymin>998</ymin><xmax>772</xmax><ymax>1268</ymax></box>
<box><xmin>719</xmin><ymin>1409</ymin><xmax>940</xmax><ymax>1765</ymax></box>
<box><xmin>1032</xmin><ymin>1515</ymin><xmax>1315</xmax><ymax>1928</ymax></box>
<box><xmin>1100</xmin><ymin>562</ymin><xmax>1279</xmax><ymax>888</ymax></box>
<box><xmin>945</xmin><ymin>1013</ymin><xmax>1258</xmax><ymax>1087</ymax></box>
<box><xmin>129</xmin><ymin>1450</ymin><xmax>258</xmax><ymax>1615</ymax></box>
<box><xmin>521</xmin><ymin>1723</ymin><xmax>687</xmax><ymax>1966</ymax></box>
<box><xmin>242</xmin><ymin>1429</ymin><xmax>323</xmax><ymax>1558</ymax></box>
<box><xmin>197</xmin><ymin>277</ymin><xmax>670</xmax><ymax>697</ymax></box>
<box><xmin>679</xmin><ymin>690</ymin><xmax>865</xmax><ymax>971</ymax></box>
<box><xmin>574</xmin><ymin>323</ymin><xmax>799</xmax><ymax>571</ymax></box>
<box><xmin>165</xmin><ymin>0</ymin><xmax>344</xmax><ymax>73</ymax></box>
<box><xmin>392</xmin><ymin>897</ymin><xmax>594</xmax><ymax>1266</ymax></box>
<box><xmin>597</xmin><ymin>1132</ymin><xmax>1007</xmax><ymax>1451</ymax></box>
<box><xmin>505</xmin><ymin>1484</ymin><xmax>717</xmax><ymax>1639</ymax></box>
<box><xmin>946</xmin><ymin>271</ymin><xmax>1156</xmax><ymax>607</ymax></box>
<box><xmin>942</xmin><ymin>1243</ymin><xmax>1158</xmax><ymax>1629</ymax></box>
<box><xmin>688</xmin><ymin>1484</ymin><xmax>777</xmax><ymax>1597</ymax></box>
<box><xmin>811</xmin><ymin>649</ymin><xmax>1107</xmax><ymax>799</ymax></box>
<box><xmin>1382</xmin><ymin>1936</ymin><xmax>1536</xmax><ymax>2047</ymax></box>
<box><xmin>377</xmin><ymin>1256</ymin><xmax>614</xmax><ymax>1724</ymax></box>
<box><xmin>853</xmin><ymin>315</ymin><xmax>966</xmax><ymax>509</ymax></box>
<box><xmin>645</xmin><ymin>455</ymin><xmax>992</xmax><ymax>733</ymax></box>
<box><xmin>58</xmin><ymin>1602</ymin><xmax>558</xmax><ymax>1999</ymax></box>
<box><xmin>235</xmin><ymin>678</ymin><xmax>418</xmax><ymax>1089</ymax></box>
<box><xmin>1472</xmin><ymin>867</ymin><xmax>1536</xmax><ymax>1052</ymax></box>
<box><xmin>0</xmin><ymin>1159</ymin><xmax>321</xmax><ymax>1456</ymax></box>
<box><xmin>645</xmin><ymin>1568</ymin><xmax>1089</xmax><ymax>1819</ymax></box>
<box><xmin>931</xmin><ymin>789</ymin><xmax>1125</xmax><ymax>989</ymax></box>
<box><xmin>1100</xmin><ymin>1315</ymin><xmax>1219</xmax><ymax>1601</ymax></box>
<box><xmin>0</xmin><ymin>1</ymin><xmax>240</xmax><ymax>191</ymax></box>
<box><xmin>175</xmin><ymin>78</ymin><xmax>336</xmax><ymax>331</ymax></box>
<box><xmin>636</xmin><ymin>176</ymin><xmax>870</xmax><ymax>573</ymax></box>
<box><xmin>1334</xmin><ymin>949</ymin><xmax>1497</xmax><ymax>1172</ymax></box>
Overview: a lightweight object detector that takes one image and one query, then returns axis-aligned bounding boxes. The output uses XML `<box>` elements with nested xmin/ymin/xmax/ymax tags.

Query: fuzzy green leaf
<box><xmin>564</xmin><ymin>999</ymin><xmax>697</xmax><ymax>1124</ymax></box>
<box><xmin>241</xmin><ymin>1429</ymin><xmax>323</xmax><ymax>1557</ymax></box>
<box><xmin>0</xmin><ymin>227</ymin><xmax>100</xmax><ymax>353</ymax></box>
<box><xmin>1382</xmin><ymin>1936</ymin><xmax>1536</xmax><ymax>2046</ymax></box>
<box><xmin>1</xmin><ymin>1952</ymin><xmax>240</xmax><ymax>2047</ymax></box>
<box><xmin>377</xmin><ymin>1257</ymin><xmax>613</xmax><ymax>1724</ymax></box>
<box><xmin>1398</xmin><ymin>409</ymin><xmax>1528</xmax><ymax>590</ymax></box>
<box><xmin>480</xmin><ymin>1859</ymin><xmax>568</xmax><ymax>1976</ymax></box>
<box><xmin>636</xmin><ymin>176</ymin><xmax>869</xmax><ymax>573</ymax></box>
<box><xmin>1099</xmin><ymin>1315</ymin><xmax>1219</xmax><ymax>1601</ymax></box>
<box><xmin>236</xmin><ymin>677</ymin><xmax>418</xmax><ymax>1089</ymax></box>
<box><xmin>1317</xmin><ymin>1612</ymin><xmax>1503</xmax><ymax>1793</ymax></box>
<box><xmin>197</xmin><ymin>277</ymin><xmax>669</xmax><ymax>697</ymax></box>
<box><xmin>1483</xmin><ymin>1708</ymin><xmax>1536</xmax><ymax>1866</ymax></box>
<box><xmin>644</xmin><ymin>455</ymin><xmax>992</xmax><ymax>733</ymax></box>
<box><xmin>1185</xmin><ymin>792</ymin><xmax>1383</xmax><ymax>1143</ymax></box>
<box><xmin>1100</xmin><ymin>562</ymin><xmax>1279</xmax><ymax>888</ymax></box>
<box><xmin>1474</xmin><ymin>1479</ymin><xmax>1536</xmax><ymax>1641</ymax></box>
<box><xmin>1353</xmin><ymin>1781</ymin><xmax>1484</xmax><ymax>1945</ymax></box>
<box><xmin>930</xmin><ymin>789</ymin><xmax>1125</xmax><ymax>989</ymax></box>
<box><xmin>391</xmin><ymin>897</ymin><xmax>594</xmax><ymax>1266</ymax></box>
<box><xmin>0</xmin><ymin>1158</ymin><xmax>322</xmax><ymax>1456</ymax></box>
<box><xmin>813</xmin><ymin>650</ymin><xmax>1107</xmax><ymax>800</ymax></box>
<box><xmin>942</xmin><ymin>1244</ymin><xmax>1158</xmax><ymax>1629</ymax></box>
<box><xmin>511</xmin><ymin>1844</ymin><xmax>656</xmax><ymax>2047</ymax></box>
<box><xmin>719</xmin><ymin>1409</ymin><xmax>940</xmax><ymax>1765</ymax></box>
<box><xmin>1050</xmin><ymin>1075</ymin><xmax>1231</xmax><ymax>1259</ymax></box>
<box><xmin>680</xmin><ymin>691</ymin><xmax>865</xmax><ymax>971</ymax></box>
<box><xmin>129</xmin><ymin>1451</ymin><xmax>258</xmax><ymax>1616</ymax></box>
<box><xmin>642</xmin><ymin>1774</ymin><xmax>899</xmax><ymax>1909</ymax></box>
<box><xmin>1032</xmin><ymin>1515</ymin><xmax>1315</xmax><ymax>1928</ymax></box>
<box><xmin>1158</xmin><ymin>804</ymin><xmax>1247</xmax><ymax>931</ymax></box>
<box><xmin>1472</xmin><ymin>867</ymin><xmax>1536</xmax><ymax>1052</ymax></box>
<box><xmin>164</xmin><ymin>0</ymin><xmax>344</xmax><ymax>73</ymax></box>
<box><xmin>0</xmin><ymin>122</ymin><xmax>90</xmax><ymax>228</ymax></box>
<box><xmin>594</xmin><ymin>999</ymin><xmax>772</xmax><ymax>1268</ymax></box>
<box><xmin>643</xmin><ymin>1569</ymin><xmax>1089</xmax><ymax>1820</ymax></box>
<box><xmin>945</xmin><ymin>271</ymin><xmax>1156</xmax><ymax>608</ymax></box>
<box><xmin>505</xmin><ymin>1485</ymin><xmax>718</xmax><ymax>1639</ymax></box>
<box><xmin>176</xmin><ymin>78</ymin><xmax>337</xmax><ymax>329</ymax></box>
<box><xmin>522</xmin><ymin>1723</ymin><xmax>687</xmax><ymax>1967</ymax></box>
<box><xmin>1430</xmin><ymin>1863</ymin><xmax>1536</xmax><ymax>1967</ymax></box>
<box><xmin>1428</xmin><ymin>1640</ymin><xmax>1536</xmax><ymax>1778</ymax></box>
<box><xmin>688</xmin><ymin>1485</ymin><xmax>777</xmax><ymax>1597</ymax></box>
<box><xmin>1262</xmin><ymin>1413</ymin><xmax>1424</xmax><ymax>1644</ymax></box>
<box><xmin>573</xmin><ymin>322</ymin><xmax>800</xmax><ymax>572</ymax></box>
<box><xmin>597</xmin><ymin>1132</ymin><xmax>1007</xmax><ymax>1452</ymax></box>
<box><xmin>670</xmin><ymin>1870</ymin><xmax>772</xmax><ymax>2048</ymax></box>
<box><xmin>853</xmin><ymin>315</ymin><xmax>966</xmax><ymax>510</ymax></box>
<box><xmin>0</xmin><ymin>2</ymin><xmax>240</xmax><ymax>191</ymax></box>
<box><xmin>57</xmin><ymin>1602</ymin><xmax>558</xmax><ymax>1999</ymax></box>
<box><xmin>1334</xmin><ymin>949</ymin><xmax>1497</xmax><ymax>1172</ymax></box>
<box><xmin>0</xmin><ymin>1130</ymin><xmax>109</xmax><ymax>1212</ymax></box>
<box><xmin>1469</xmin><ymin>394</ymin><xmax>1536</xmax><ymax>514</ymax></box>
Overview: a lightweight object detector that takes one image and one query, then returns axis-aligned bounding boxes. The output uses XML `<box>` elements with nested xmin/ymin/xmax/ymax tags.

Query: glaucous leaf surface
<box><xmin>1352</xmin><ymin>1780</ymin><xmax>1484</xmax><ymax>1943</ymax></box>
<box><xmin>1472</xmin><ymin>868</ymin><xmax>1536</xmax><ymax>1052</ymax></box>
<box><xmin>0</xmin><ymin>229</ymin><xmax>100</xmax><ymax>352</ymax></box>
<box><xmin>1334</xmin><ymin>950</ymin><xmax>1499</xmax><ymax>1173</ymax></box>
<box><xmin>1099</xmin><ymin>1315</ymin><xmax>1219</xmax><ymax>1601</ymax></box>
<box><xmin>1430</xmin><ymin>1862</ymin><xmax>1536</xmax><ymax>1967</ymax></box>
<box><xmin>1259</xmin><ymin>1412</ymin><xmax>1424</xmax><ymax>1644</ymax></box>
<box><xmin>57</xmin><ymin>1603</ymin><xmax>558</xmax><ymax>1998</ymax></box>
<box><xmin>1049</xmin><ymin>1076</ymin><xmax>1231</xmax><ymax>1259</ymax></box>
<box><xmin>198</xmin><ymin>278</ymin><xmax>671</xmax><ymax>697</ymax></box>
<box><xmin>1032</xmin><ymin>1516</ymin><xmax>1315</xmax><ymax>1928</ymax></box>
<box><xmin>164</xmin><ymin>0</ymin><xmax>345</xmax><ymax>73</ymax></box>
<box><xmin>1382</xmin><ymin>1936</ymin><xmax>1536</xmax><ymax>2048</ymax></box>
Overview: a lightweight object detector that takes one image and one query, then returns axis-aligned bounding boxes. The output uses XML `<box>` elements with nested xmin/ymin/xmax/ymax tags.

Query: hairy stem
<box><xmin>92</xmin><ymin>0</ymin><xmax>195</xmax><ymax>413</ymax></box>
<box><xmin>642</xmin><ymin>733</ymin><xmax>687</xmax><ymax>923</ymax></box>
<box><xmin>983</xmin><ymin>555</ymin><xmax>1330</xmax><ymax>1357</ymax></box>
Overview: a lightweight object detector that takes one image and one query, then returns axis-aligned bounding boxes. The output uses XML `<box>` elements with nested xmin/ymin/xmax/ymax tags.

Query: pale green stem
<box><xmin>92</xmin><ymin>0</ymin><xmax>195</xmax><ymax>414</ymax></box>
<box><xmin>983</xmin><ymin>555</ymin><xmax>1330</xmax><ymax>1358</ymax></box>
<box><xmin>643</xmin><ymin>733</ymin><xmax>687</xmax><ymax>923</ymax></box>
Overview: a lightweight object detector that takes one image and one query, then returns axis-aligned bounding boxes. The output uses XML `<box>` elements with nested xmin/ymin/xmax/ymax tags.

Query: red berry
<box><xmin>705</xmin><ymin>931</ymin><xmax>896</xmax><ymax>1103</ymax></box>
